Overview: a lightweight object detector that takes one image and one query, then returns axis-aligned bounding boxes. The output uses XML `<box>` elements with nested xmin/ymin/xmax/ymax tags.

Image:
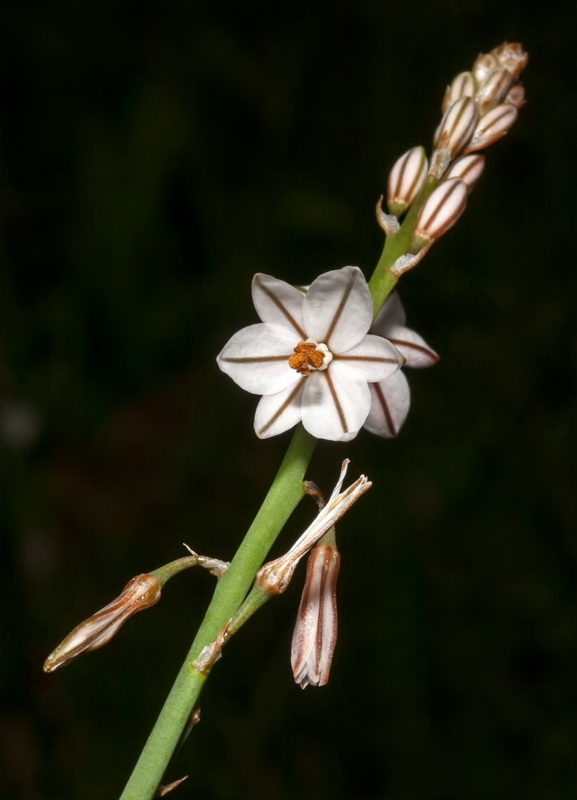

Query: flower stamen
<box><xmin>288</xmin><ymin>340</ymin><xmax>332</xmax><ymax>376</ymax></box>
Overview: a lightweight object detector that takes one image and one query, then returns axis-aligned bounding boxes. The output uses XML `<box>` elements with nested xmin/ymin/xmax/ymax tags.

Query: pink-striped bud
<box><xmin>476</xmin><ymin>67</ymin><xmax>514</xmax><ymax>113</ymax></box>
<box><xmin>387</xmin><ymin>146</ymin><xmax>428</xmax><ymax>216</ymax></box>
<box><xmin>441</xmin><ymin>71</ymin><xmax>477</xmax><ymax>114</ymax></box>
<box><xmin>291</xmin><ymin>537</ymin><xmax>341</xmax><ymax>689</ymax></box>
<box><xmin>444</xmin><ymin>154</ymin><xmax>485</xmax><ymax>192</ymax></box>
<box><xmin>431</xmin><ymin>97</ymin><xmax>479</xmax><ymax>177</ymax></box>
<box><xmin>464</xmin><ymin>103</ymin><xmax>519</xmax><ymax>153</ymax></box>
<box><xmin>472</xmin><ymin>52</ymin><xmax>499</xmax><ymax>83</ymax></box>
<box><xmin>43</xmin><ymin>574</ymin><xmax>161</xmax><ymax>672</ymax></box>
<box><xmin>505</xmin><ymin>84</ymin><xmax>526</xmax><ymax>109</ymax></box>
<box><xmin>412</xmin><ymin>178</ymin><xmax>468</xmax><ymax>247</ymax></box>
<box><xmin>434</xmin><ymin>96</ymin><xmax>479</xmax><ymax>153</ymax></box>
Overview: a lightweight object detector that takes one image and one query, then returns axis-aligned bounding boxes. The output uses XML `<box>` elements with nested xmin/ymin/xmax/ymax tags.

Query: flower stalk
<box><xmin>42</xmin><ymin>41</ymin><xmax>528</xmax><ymax>800</ymax></box>
<box><xmin>119</xmin><ymin>424</ymin><xmax>317</xmax><ymax>800</ymax></box>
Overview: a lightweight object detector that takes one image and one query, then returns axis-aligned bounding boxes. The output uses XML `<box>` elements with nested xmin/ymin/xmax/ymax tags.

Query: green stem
<box><xmin>368</xmin><ymin>174</ymin><xmax>439</xmax><ymax>315</ymax></box>
<box><xmin>120</xmin><ymin>171</ymin><xmax>442</xmax><ymax>797</ymax></box>
<box><xmin>119</xmin><ymin>424</ymin><xmax>317</xmax><ymax>799</ymax></box>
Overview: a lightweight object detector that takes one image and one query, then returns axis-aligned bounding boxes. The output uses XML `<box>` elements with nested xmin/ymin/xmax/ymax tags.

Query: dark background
<box><xmin>1</xmin><ymin>1</ymin><xmax>575</xmax><ymax>798</ymax></box>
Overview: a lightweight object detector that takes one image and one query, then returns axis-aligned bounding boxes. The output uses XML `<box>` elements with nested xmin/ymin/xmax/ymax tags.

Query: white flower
<box><xmin>364</xmin><ymin>292</ymin><xmax>439</xmax><ymax>438</ymax></box>
<box><xmin>217</xmin><ymin>266</ymin><xmax>404</xmax><ymax>442</ymax></box>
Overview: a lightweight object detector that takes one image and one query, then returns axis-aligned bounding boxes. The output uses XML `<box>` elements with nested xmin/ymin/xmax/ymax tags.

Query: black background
<box><xmin>1</xmin><ymin>1</ymin><xmax>575</xmax><ymax>798</ymax></box>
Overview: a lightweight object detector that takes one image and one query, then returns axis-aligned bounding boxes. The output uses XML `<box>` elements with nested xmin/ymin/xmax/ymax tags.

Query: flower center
<box><xmin>288</xmin><ymin>340</ymin><xmax>333</xmax><ymax>376</ymax></box>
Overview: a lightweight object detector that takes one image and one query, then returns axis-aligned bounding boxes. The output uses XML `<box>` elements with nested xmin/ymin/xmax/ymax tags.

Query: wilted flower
<box><xmin>43</xmin><ymin>574</ymin><xmax>161</xmax><ymax>672</ymax></box>
<box><xmin>257</xmin><ymin>459</ymin><xmax>371</xmax><ymax>594</ymax></box>
<box><xmin>365</xmin><ymin>292</ymin><xmax>439</xmax><ymax>437</ymax></box>
<box><xmin>291</xmin><ymin>533</ymin><xmax>340</xmax><ymax>689</ymax></box>
<box><xmin>217</xmin><ymin>267</ymin><xmax>404</xmax><ymax>442</ymax></box>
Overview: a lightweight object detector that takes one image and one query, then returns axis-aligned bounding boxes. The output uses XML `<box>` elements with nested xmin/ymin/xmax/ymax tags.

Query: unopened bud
<box><xmin>464</xmin><ymin>103</ymin><xmax>518</xmax><ymax>153</ymax></box>
<box><xmin>387</xmin><ymin>146</ymin><xmax>428</xmax><ymax>216</ymax></box>
<box><xmin>472</xmin><ymin>52</ymin><xmax>499</xmax><ymax>83</ymax></box>
<box><xmin>43</xmin><ymin>574</ymin><xmax>161</xmax><ymax>672</ymax></box>
<box><xmin>431</xmin><ymin>97</ymin><xmax>479</xmax><ymax>177</ymax></box>
<box><xmin>412</xmin><ymin>178</ymin><xmax>468</xmax><ymax>248</ymax></box>
<box><xmin>476</xmin><ymin>67</ymin><xmax>514</xmax><ymax>113</ymax></box>
<box><xmin>441</xmin><ymin>71</ymin><xmax>477</xmax><ymax>114</ymax></box>
<box><xmin>505</xmin><ymin>84</ymin><xmax>525</xmax><ymax>109</ymax></box>
<box><xmin>444</xmin><ymin>154</ymin><xmax>485</xmax><ymax>192</ymax></box>
<box><xmin>490</xmin><ymin>42</ymin><xmax>528</xmax><ymax>81</ymax></box>
<box><xmin>291</xmin><ymin>536</ymin><xmax>341</xmax><ymax>689</ymax></box>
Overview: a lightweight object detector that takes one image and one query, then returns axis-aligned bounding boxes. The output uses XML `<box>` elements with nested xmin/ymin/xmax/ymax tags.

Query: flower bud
<box><xmin>431</xmin><ymin>97</ymin><xmax>479</xmax><ymax>177</ymax></box>
<box><xmin>505</xmin><ymin>84</ymin><xmax>525</xmax><ymax>109</ymax></box>
<box><xmin>291</xmin><ymin>537</ymin><xmax>341</xmax><ymax>689</ymax></box>
<box><xmin>387</xmin><ymin>146</ymin><xmax>428</xmax><ymax>216</ymax></box>
<box><xmin>441</xmin><ymin>71</ymin><xmax>477</xmax><ymax>114</ymax></box>
<box><xmin>490</xmin><ymin>41</ymin><xmax>528</xmax><ymax>81</ymax></box>
<box><xmin>464</xmin><ymin>103</ymin><xmax>518</xmax><ymax>153</ymax></box>
<box><xmin>43</xmin><ymin>574</ymin><xmax>161</xmax><ymax>672</ymax></box>
<box><xmin>412</xmin><ymin>178</ymin><xmax>468</xmax><ymax>248</ymax></box>
<box><xmin>476</xmin><ymin>67</ymin><xmax>514</xmax><ymax>113</ymax></box>
<box><xmin>472</xmin><ymin>52</ymin><xmax>499</xmax><ymax>83</ymax></box>
<box><xmin>434</xmin><ymin>96</ymin><xmax>479</xmax><ymax>153</ymax></box>
<box><xmin>444</xmin><ymin>154</ymin><xmax>485</xmax><ymax>192</ymax></box>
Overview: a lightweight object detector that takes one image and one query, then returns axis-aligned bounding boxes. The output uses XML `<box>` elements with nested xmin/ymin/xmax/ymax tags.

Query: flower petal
<box><xmin>372</xmin><ymin>291</ymin><xmax>406</xmax><ymax>331</ymax></box>
<box><xmin>303</xmin><ymin>266</ymin><xmax>373</xmax><ymax>352</ymax></box>
<box><xmin>301</xmin><ymin>362</ymin><xmax>371</xmax><ymax>442</ymax></box>
<box><xmin>385</xmin><ymin>325</ymin><xmax>439</xmax><ymax>368</ymax></box>
<box><xmin>254</xmin><ymin>381</ymin><xmax>305</xmax><ymax>438</ymax></box>
<box><xmin>336</xmin><ymin>334</ymin><xmax>404</xmax><ymax>381</ymax></box>
<box><xmin>252</xmin><ymin>274</ymin><xmax>307</xmax><ymax>337</ymax></box>
<box><xmin>217</xmin><ymin>323</ymin><xmax>300</xmax><ymax>394</ymax></box>
<box><xmin>364</xmin><ymin>371</ymin><xmax>411</xmax><ymax>438</ymax></box>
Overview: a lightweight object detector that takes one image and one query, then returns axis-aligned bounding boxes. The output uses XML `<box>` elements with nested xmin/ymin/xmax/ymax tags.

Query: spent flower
<box><xmin>43</xmin><ymin>574</ymin><xmax>161</xmax><ymax>672</ymax></box>
<box><xmin>291</xmin><ymin>531</ymin><xmax>340</xmax><ymax>689</ymax></box>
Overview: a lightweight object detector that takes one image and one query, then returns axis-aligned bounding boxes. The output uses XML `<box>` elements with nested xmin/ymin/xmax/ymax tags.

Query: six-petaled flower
<box><xmin>217</xmin><ymin>266</ymin><xmax>404</xmax><ymax>442</ymax></box>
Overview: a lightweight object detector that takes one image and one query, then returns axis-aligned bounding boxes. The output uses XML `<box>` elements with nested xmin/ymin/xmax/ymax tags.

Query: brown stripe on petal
<box><xmin>253</xmin><ymin>275</ymin><xmax>307</xmax><ymax>338</ymax></box>
<box><xmin>318</xmin><ymin>547</ymin><xmax>340</xmax><ymax>686</ymax></box>
<box><xmin>387</xmin><ymin>339</ymin><xmax>440</xmax><ymax>362</ymax></box>
<box><xmin>220</xmin><ymin>354</ymin><xmax>290</xmax><ymax>364</ymax></box>
<box><xmin>322</xmin><ymin>269</ymin><xmax>357</xmax><ymax>343</ymax></box>
<box><xmin>323</xmin><ymin>371</ymin><xmax>348</xmax><ymax>434</ymax></box>
<box><xmin>373</xmin><ymin>383</ymin><xmax>397</xmax><ymax>436</ymax></box>
<box><xmin>334</xmin><ymin>355</ymin><xmax>403</xmax><ymax>364</ymax></box>
<box><xmin>257</xmin><ymin>379</ymin><xmax>305</xmax><ymax>436</ymax></box>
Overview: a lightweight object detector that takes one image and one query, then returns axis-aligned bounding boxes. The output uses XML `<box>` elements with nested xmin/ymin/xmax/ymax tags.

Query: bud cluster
<box><xmin>379</xmin><ymin>42</ymin><xmax>527</xmax><ymax>276</ymax></box>
<box><xmin>432</xmin><ymin>42</ymin><xmax>527</xmax><ymax>178</ymax></box>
